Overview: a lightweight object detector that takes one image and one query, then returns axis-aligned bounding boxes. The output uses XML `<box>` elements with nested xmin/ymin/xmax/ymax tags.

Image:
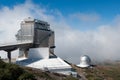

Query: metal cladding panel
<box><xmin>20</xmin><ymin>22</ymin><xmax>34</xmax><ymax>42</ymax></box>
<box><xmin>34</xmin><ymin>29</ymin><xmax>51</xmax><ymax>47</ymax></box>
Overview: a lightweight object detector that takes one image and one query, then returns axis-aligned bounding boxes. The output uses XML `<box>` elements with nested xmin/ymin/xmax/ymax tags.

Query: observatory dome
<box><xmin>77</xmin><ymin>55</ymin><xmax>91</xmax><ymax>68</ymax></box>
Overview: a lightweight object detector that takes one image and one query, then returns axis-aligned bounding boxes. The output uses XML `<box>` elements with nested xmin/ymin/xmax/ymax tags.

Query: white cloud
<box><xmin>55</xmin><ymin>24</ymin><xmax>120</xmax><ymax>63</ymax></box>
<box><xmin>0</xmin><ymin>1</ymin><xmax>120</xmax><ymax>64</ymax></box>
<box><xmin>69</xmin><ymin>12</ymin><xmax>100</xmax><ymax>22</ymax></box>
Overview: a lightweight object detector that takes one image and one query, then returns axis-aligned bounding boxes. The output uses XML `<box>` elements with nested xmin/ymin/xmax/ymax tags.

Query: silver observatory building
<box><xmin>0</xmin><ymin>17</ymin><xmax>77</xmax><ymax>76</ymax></box>
<box><xmin>16</xmin><ymin>17</ymin><xmax>54</xmax><ymax>47</ymax></box>
<box><xmin>16</xmin><ymin>17</ymin><xmax>55</xmax><ymax>58</ymax></box>
<box><xmin>0</xmin><ymin>17</ymin><xmax>55</xmax><ymax>63</ymax></box>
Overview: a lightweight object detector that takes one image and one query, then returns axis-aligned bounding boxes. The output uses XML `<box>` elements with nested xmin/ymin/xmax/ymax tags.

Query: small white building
<box><xmin>77</xmin><ymin>55</ymin><xmax>91</xmax><ymax>68</ymax></box>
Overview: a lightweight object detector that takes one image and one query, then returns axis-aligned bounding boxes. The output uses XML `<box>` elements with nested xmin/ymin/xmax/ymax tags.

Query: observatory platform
<box><xmin>16</xmin><ymin>56</ymin><xmax>73</xmax><ymax>75</ymax></box>
<box><xmin>0</xmin><ymin>41</ymin><xmax>32</xmax><ymax>50</ymax></box>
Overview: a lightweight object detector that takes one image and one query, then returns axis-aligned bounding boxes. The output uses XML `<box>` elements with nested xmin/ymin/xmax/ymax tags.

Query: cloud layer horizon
<box><xmin>0</xmin><ymin>1</ymin><xmax>120</xmax><ymax>64</ymax></box>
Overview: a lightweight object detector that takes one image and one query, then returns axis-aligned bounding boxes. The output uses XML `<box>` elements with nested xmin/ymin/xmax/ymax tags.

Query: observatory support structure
<box><xmin>4</xmin><ymin>47</ymin><xmax>17</xmax><ymax>63</ymax></box>
<box><xmin>19</xmin><ymin>48</ymin><xmax>29</xmax><ymax>58</ymax></box>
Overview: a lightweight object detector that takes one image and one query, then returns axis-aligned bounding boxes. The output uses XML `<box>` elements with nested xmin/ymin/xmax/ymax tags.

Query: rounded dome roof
<box><xmin>80</xmin><ymin>55</ymin><xmax>91</xmax><ymax>62</ymax></box>
<box><xmin>78</xmin><ymin>55</ymin><xmax>91</xmax><ymax>68</ymax></box>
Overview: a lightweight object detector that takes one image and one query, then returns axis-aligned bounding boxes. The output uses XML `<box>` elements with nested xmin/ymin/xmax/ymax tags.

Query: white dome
<box><xmin>78</xmin><ymin>55</ymin><xmax>91</xmax><ymax>68</ymax></box>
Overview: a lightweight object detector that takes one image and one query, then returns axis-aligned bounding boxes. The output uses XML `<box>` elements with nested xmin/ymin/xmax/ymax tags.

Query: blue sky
<box><xmin>0</xmin><ymin>0</ymin><xmax>120</xmax><ymax>17</ymax></box>
<box><xmin>0</xmin><ymin>0</ymin><xmax>120</xmax><ymax>30</ymax></box>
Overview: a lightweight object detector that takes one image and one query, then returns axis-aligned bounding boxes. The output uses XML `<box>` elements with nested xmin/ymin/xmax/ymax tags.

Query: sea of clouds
<box><xmin>0</xmin><ymin>1</ymin><xmax>120</xmax><ymax>64</ymax></box>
